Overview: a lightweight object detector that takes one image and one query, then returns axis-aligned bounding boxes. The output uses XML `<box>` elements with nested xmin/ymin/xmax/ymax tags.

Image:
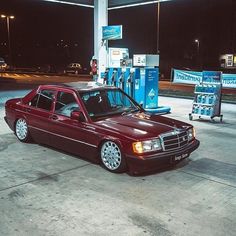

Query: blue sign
<box><xmin>102</xmin><ymin>25</ymin><xmax>122</xmax><ymax>40</ymax></box>
<box><xmin>172</xmin><ymin>69</ymin><xmax>202</xmax><ymax>85</ymax></box>
<box><xmin>145</xmin><ymin>68</ymin><xmax>158</xmax><ymax>109</ymax></box>
<box><xmin>222</xmin><ymin>73</ymin><xmax>236</xmax><ymax>88</ymax></box>
<box><xmin>172</xmin><ymin>69</ymin><xmax>236</xmax><ymax>88</ymax></box>
<box><xmin>202</xmin><ymin>71</ymin><xmax>222</xmax><ymax>83</ymax></box>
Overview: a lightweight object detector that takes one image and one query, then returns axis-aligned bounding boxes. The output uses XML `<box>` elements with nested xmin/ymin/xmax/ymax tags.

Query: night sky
<box><xmin>0</xmin><ymin>0</ymin><xmax>236</xmax><ymax>75</ymax></box>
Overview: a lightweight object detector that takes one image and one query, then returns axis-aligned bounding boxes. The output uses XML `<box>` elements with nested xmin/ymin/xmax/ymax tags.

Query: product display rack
<box><xmin>189</xmin><ymin>82</ymin><xmax>223</xmax><ymax>122</ymax></box>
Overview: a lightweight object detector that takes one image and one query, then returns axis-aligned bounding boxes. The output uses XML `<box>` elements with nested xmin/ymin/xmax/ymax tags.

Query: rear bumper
<box><xmin>126</xmin><ymin>139</ymin><xmax>200</xmax><ymax>174</ymax></box>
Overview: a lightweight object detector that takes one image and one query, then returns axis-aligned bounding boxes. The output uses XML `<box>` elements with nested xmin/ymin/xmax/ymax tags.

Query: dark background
<box><xmin>0</xmin><ymin>0</ymin><xmax>236</xmax><ymax>76</ymax></box>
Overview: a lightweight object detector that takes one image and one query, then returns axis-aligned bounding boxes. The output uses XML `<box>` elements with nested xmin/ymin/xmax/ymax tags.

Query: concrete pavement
<box><xmin>0</xmin><ymin>95</ymin><xmax>236</xmax><ymax>236</ymax></box>
<box><xmin>0</xmin><ymin>90</ymin><xmax>30</xmax><ymax>106</ymax></box>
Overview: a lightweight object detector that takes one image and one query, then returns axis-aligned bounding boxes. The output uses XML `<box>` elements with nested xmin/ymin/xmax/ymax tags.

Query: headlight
<box><xmin>132</xmin><ymin>138</ymin><xmax>162</xmax><ymax>154</ymax></box>
<box><xmin>187</xmin><ymin>128</ymin><xmax>195</xmax><ymax>141</ymax></box>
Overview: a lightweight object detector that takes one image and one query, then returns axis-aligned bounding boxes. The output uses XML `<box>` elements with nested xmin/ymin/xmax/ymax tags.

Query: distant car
<box><xmin>4</xmin><ymin>82</ymin><xmax>200</xmax><ymax>174</ymax></box>
<box><xmin>0</xmin><ymin>57</ymin><xmax>7</xmax><ymax>71</ymax></box>
<box><xmin>37</xmin><ymin>64</ymin><xmax>57</xmax><ymax>73</ymax></box>
<box><xmin>64</xmin><ymin>63</ymin><xmax>82</xmax><ymax>75</ymax></box>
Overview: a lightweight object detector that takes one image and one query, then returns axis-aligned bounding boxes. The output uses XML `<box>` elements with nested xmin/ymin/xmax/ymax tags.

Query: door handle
<box><xmin>50</xmin><ymin>114</ymin><xmax>58</xmax><ymax>120</ymax></box>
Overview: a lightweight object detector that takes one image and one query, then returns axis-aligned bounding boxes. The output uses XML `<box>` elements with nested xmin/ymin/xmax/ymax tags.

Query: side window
<box><xmin>37</xmin><ymin>90</ymin><xmax>55</xmax><ymax>111</ymax></box>
<box><xmin>29</xmin><ymin>94</ymin><xmax>39</xmax><ymax>107</ymax></box>
<box><xmin>55</xmin><ymin>91</ymin><xmax>79</xmax><ymax>117</ymax></box>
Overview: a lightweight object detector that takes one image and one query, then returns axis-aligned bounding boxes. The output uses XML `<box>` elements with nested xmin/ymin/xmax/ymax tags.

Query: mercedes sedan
<box><xmin>4</xmin><ymin>82</ymin><xmax>200</xmax><ymax>174</ymax></box>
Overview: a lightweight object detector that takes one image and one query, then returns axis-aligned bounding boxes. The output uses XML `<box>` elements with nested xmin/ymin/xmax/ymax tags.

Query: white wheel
<box><xmin>15</xmin><ymin>118</ymin><xmax>31</xmax><ymax>142</ymax></box>
<box><xmin>100</xmin><ymin>141</ymin><xmax>126</xmax><ymax>173</ymax></box>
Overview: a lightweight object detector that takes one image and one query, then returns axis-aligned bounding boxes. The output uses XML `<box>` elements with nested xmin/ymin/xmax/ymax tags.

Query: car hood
<box><xmin>95</xmin><ymin>112</ymin><xmax>190</xmax><ymax>141</ymax></box>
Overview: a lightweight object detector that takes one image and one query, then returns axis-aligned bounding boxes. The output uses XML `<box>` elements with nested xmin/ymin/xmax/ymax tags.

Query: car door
<box><xmin>24</xmin><ymin>88</ymin><xmax>56</xmax><ymax>144</ymax></box>
<box><xmin>48</xmin><ymin>90</ymin><xmax>98</xmax><ymax>161</ymax></box>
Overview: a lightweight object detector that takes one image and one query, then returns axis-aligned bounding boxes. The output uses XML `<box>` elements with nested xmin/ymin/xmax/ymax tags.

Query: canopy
<box><xmin>42</xmin><ymin>0</ymin><xmax>170</xmax><ymax>9</ymax></box>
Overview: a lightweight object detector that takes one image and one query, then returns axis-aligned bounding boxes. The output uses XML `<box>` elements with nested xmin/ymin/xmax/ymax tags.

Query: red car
<box><xmin>4</xmin><ymin>82</ymin><xmax>200</xmax><ymax>174</ymax></box>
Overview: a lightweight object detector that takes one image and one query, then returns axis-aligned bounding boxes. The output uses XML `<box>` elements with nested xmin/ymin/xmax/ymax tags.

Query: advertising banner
<box><xmin>202</xmin><ymin>71</ymin><xmax>222</xmax><ymax>83</ymax></box>
<box><xmin>172</xmin><ymin>69</ymin><xmax>202</xmax><ymax>85</ymax></box>
<box><xmin>102</xmin><ymin>25</ymin><xmax>122</xmax><ymax>40</ymax></box>
<box><xmin>145</xmin><ymin>68</ymin><xmax>158</xmax><ymax>109</ymax></box>
<box><xmin>222</xmin><ymin>74</ymin><xmax>236</xmax><ymax>88</ymax></box>
<box><xmin>172</xmin><ymin>69</ymin><xmax>236</xmax><ymax>88</ymax></box>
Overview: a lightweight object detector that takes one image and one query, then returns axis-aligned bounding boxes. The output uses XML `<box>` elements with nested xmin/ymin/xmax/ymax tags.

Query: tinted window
<box><xmin>55</xmin><ymin>91</ymin><xmax>79</xmax><ymax>117</ymax></box>
<box><xmin>29</xmin><ymin>94</ymin><xmax>39</xmax><ymax>107</ymax></box>
<box><xmin>37</xmin><ymin>90</ymin><xmax>55</xmax><ymax>111</ymax></box>
<box><xmin>80</xmin><ymin>89</ymin><xmax>138</xmax><ymax>118</ymax></box>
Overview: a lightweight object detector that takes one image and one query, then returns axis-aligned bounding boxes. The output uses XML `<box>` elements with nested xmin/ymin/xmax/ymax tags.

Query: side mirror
<box><xmin>71</xmin><ymin>110</ymin><xmax>83</xmax><ymax>121</ymax></box>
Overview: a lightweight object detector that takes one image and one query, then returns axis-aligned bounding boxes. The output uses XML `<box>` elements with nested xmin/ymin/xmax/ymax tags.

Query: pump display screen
<box><xmin>108</xmin><ymin>47</ymin><xmax>129</xmax><ymax>68</ymax></box>
<box><xmin>133</xmin><ymin>54</ymin><xmax>146</xmax><ymax>67</ymax></box>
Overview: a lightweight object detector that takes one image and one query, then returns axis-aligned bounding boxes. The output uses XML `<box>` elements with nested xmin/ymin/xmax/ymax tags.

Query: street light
<box><xmin>157</xmin><ymin>1</ymin><xmax>160</xmax><ymax>54</ymax></box>
<box><xmin>1</xmin><ymin>14</ymin><xmax>15</xmax><ymax>68</ymax></box>
<box><xmin>194</xmin><ymin>39</ymin><xmax>201</xmax><ymax>68</ymax></box>
<box><xmin>194</xmin><ymin>39</ymin><xmax>200</xmax><ymax>54</ymax></box>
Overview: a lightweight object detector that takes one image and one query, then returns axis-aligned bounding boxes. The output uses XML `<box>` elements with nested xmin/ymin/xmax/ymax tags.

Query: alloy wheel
<box><xmin>101</xmin><ymin>141</ymin><xmax>122</xmax><ymax>171</ymax></box>
<box><xmin>15</xmin><ymin>118</ymin><xmax>28</xmax><ymax>141</ymax></box>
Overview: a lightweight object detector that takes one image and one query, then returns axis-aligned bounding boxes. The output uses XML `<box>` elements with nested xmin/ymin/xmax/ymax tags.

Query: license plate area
<box><xmin>173</xmin><ymin>153</ymin><xmax>189</xmax><ymax>161</ymax></box>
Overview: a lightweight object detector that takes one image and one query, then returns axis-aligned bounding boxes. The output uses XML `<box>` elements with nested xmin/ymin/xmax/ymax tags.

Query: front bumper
<box><xmin>126</xmin><ymin>139</ymin><xmax>200</xmax><ymax>174</ymax></box>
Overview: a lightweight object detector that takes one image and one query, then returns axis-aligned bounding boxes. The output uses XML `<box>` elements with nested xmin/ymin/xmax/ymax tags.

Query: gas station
<box><xmin>0</xmin><ymin>1</ymin><xmax>236</xmax><ymax>236</ymax></box>
<box><xmin>43</xmin><ymin>0</ymin><xmax>171</xmax><ymax>113</ymax></box>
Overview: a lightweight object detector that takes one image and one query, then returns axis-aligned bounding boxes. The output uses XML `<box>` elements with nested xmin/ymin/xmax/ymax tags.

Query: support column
<box><xmin>94</xmin><ymin>0</ymin><xmax>108</xmax><ymax>82</ymax></box>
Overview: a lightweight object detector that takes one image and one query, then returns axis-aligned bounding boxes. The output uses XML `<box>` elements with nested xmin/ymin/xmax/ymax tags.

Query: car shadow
<box><xmin>129</xmin><ymin>158</ymin><xmax>191</xmax><ymax>177</ymax></box>
<box><xmin>38</xmin><ymin>143</ymin><xmax>100</xmax><ymax>165</ymax></box>
<box><xmin>37</xmin><ymin>143</ymin><xmax>191</xmax><ymax>177</ymax></box>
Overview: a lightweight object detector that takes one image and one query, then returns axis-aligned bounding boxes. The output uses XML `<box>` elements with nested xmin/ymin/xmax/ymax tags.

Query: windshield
<box><xmin>79</xmin><ymin>88</ymin><xmax>140</xmax><ymax>119</ymax></box>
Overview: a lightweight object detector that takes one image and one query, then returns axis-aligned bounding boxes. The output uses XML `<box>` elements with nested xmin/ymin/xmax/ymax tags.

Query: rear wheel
<box><xmin>100</xmin><ymin>141</ymin><xmax>127</xmax><ymax>173</ymax></box>
<box><xmin>15</xmin><ymin>118</ymin><xmax>31</xmax><ymax>142</ymax></box>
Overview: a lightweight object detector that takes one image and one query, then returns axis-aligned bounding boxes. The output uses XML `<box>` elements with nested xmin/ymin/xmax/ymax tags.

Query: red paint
<box><xmin>5</xmin><ymin>82</ymin><xmax>200</xmax><ymax>174</ymax></box>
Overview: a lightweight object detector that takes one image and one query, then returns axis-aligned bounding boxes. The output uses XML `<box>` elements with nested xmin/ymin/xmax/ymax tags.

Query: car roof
<box><xmin>39</xmin><ymin>81</ymin><xmax>117</xmax><ymax>92</ymax></box>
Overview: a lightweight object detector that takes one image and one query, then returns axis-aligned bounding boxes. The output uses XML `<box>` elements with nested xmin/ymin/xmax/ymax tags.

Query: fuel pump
<box><xmin>117</xmin><ymin>68</ymin><xmax>126</xmax><ymax>90</ymax></box>
<box><xmin>132</xmin><ymin>54</ymin><xmax>171</xmax><ymax>114</ymax></box>
<box><xmin>125</xmin><ymin>67</ymin><xmax>137</xmax><ymax>97</ymax></box>
<box><xmin>107</xmin><ymin>68</ymin><xmax>118</xmax><ymax>86</ymax></box>
<box><xmin>124</xmin><ymin>68</ymin><xmax>130</xmax><ymax>95</ymax></box>
<box><xmin>102</xmin><ymin>68</ymin><xmax>109</xmax><ymax>84</ymax></box>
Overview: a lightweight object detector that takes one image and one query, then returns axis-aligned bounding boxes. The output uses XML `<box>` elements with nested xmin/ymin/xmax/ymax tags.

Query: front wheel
<box><xmin>15</xmin><ymin>118</ymin><xmax>32</xmax><ymax>142</ymax></box>
<box><xmin>100</xmin><ymin>141</ymin><xmax>127</xmax><ymax>173</ymax></box>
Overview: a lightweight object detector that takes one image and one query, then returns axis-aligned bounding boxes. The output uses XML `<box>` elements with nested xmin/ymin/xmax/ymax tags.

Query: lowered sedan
<box><xmin>4</xmin><ymin>82</ymin><xmax>200</xmax><ymax>174</ymax></box>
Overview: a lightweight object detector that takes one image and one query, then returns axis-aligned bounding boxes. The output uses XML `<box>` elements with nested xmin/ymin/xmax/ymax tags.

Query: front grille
<box><xmin>160</xmin><ymin>130</ymin><xmax>188</xmax><ymax>151</ymax></box>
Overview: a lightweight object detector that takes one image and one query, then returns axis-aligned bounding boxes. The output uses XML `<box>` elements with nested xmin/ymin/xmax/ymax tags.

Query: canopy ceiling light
<box><xmin>42</xmin><ymin>0</ymin><xmax>172</xmax><ymax>9</ymax></box>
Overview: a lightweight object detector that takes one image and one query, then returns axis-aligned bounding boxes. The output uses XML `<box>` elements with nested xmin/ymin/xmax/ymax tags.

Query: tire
<box><xmin>100</xmin><ymin>141</ymin><xmax>127</xmax><ymax>173</ymax></box>
<box><xmin>15</xmin><ymin>118</ymin><xmax>32</xmax><ymax>142</ymax></box>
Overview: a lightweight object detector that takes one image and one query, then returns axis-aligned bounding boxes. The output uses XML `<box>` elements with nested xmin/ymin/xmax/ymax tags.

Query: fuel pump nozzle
<box><xmin>111</xmin><ymin>70</ymin><xmax>117</xmax><ymax>86</ymax></box>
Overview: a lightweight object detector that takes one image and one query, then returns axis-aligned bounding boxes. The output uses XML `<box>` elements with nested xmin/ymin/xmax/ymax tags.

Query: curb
<box><xmin>159</xmin><ymin>93</ymin><xmax>236</xmax><ymax>105</ymax></box>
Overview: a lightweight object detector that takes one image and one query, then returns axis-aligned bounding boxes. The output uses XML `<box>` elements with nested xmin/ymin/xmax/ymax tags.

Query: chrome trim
<box><xmin>28</xmin><ymin>125</ymin><xmax>97</xmax><ymax>148</ymax></box>
<box><xmin>159</xmin><ymin>129</ymin><xmax>188</xmax><ymax>151</ymax></box>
